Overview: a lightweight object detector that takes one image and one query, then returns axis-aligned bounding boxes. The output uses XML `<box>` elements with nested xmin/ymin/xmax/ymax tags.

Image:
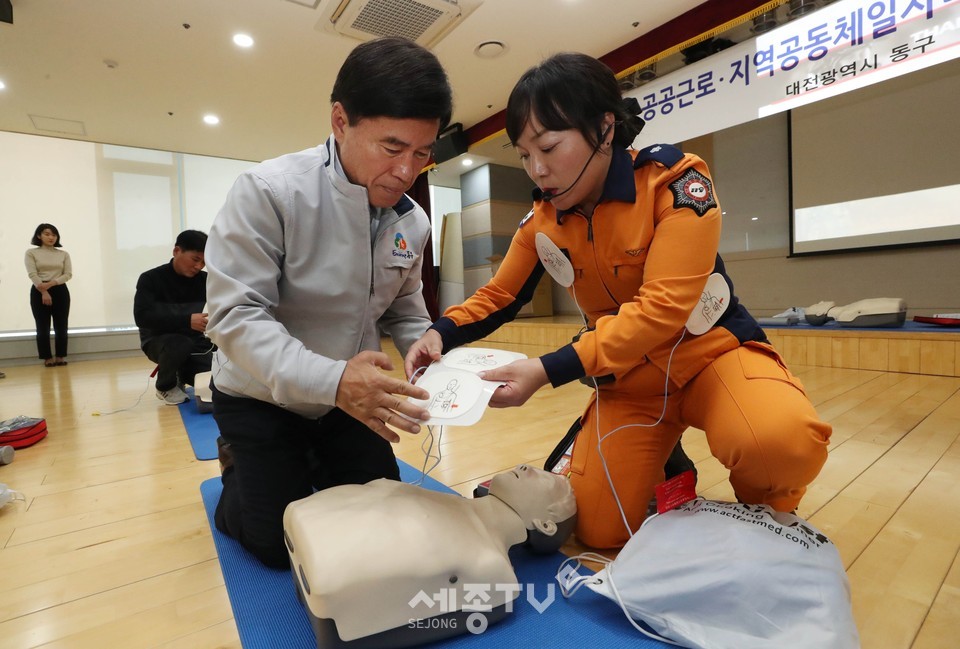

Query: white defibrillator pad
<box><xmin>684</xmin><ymin>273</ymin><xmax>730</xmax><ymax>335</ymax></box>
<box><xmin>408</xmin><ymin>347</ymin><xmax>527</xmax><ymax>426</ymax></box>
<box><xmin>535</xmin><ymin>232</ymin><xmax>575</xmax><ymax>288</ymax></box>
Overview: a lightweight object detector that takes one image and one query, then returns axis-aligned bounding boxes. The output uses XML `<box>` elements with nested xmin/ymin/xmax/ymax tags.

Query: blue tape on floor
<box><xmin>200</xmin><ymin>462</ymin><xmax>674</xmax><ymax>649</ymax></box>
<box><xmin>178</xmin><ymin>387</ymin><xmax>219</xmax><ymax>461</ymax></box>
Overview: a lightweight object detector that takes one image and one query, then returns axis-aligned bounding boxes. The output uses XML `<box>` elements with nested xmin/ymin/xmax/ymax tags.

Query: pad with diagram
<box><xmin>409</xmin><ymin>347</ymin><xmax>527</xmax><ymax>426</ymax></box>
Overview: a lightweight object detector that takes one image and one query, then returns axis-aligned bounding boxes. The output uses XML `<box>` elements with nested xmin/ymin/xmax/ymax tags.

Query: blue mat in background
<box><xmin>200</xmin><ymin>461</ymin><xmax>674</xmax><ymax>649</ymax></box>
<box><xmin>178</xmin><ymin>387</ymin><xmax>219</xmax><ymax>460</ymax></box>
<box><xmin>761</xmin><ymin>319</ymin><xmax>960</xmax><ymax>333</ymax></box>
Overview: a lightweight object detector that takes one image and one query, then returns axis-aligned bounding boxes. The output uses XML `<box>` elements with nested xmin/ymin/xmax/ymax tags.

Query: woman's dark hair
<box><xmin>32</xmin><ymin>223</ymin><xmax>62</xmax><ymax>247</ymax></box>
<box><xmin>506</xmin><ymin>53</ymin><xmax>644</xmax><ymax>149</ymax></box>
<box><xmin>331</xmin><ymin>37</ymin><xmax>453</xmax><ymax>132</ymax></box>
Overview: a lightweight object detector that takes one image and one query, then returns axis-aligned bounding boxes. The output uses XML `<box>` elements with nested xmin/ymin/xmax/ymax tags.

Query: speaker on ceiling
<box><xmin>432</xmin><ymin>123</ymin><xmax>469</xmax><ymax>164</ymax></box>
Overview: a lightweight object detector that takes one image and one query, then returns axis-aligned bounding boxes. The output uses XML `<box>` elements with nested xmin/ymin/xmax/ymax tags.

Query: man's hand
<box><xmin>190</xmin><ymin>313</ymin><xmax>209</xmax><ymax>333</ymax></box>
<box><xmin>478</xmin><ymin>358</ymin><xmax>550</xmax><ymax>408</ymax></box>
<box><xmin>41</xmin><ymin>290</ymin><xmax>52</xmax><ymax>306</ymax></box>
<box><xmin>337</xmin><ymin>350</ymin><xmax>432</xmax><ymax>443</ymax></box>
<box><xmin>404</xmin><ymin>329</ymin><xmax>443</xmax><ymax>380</ymax></box>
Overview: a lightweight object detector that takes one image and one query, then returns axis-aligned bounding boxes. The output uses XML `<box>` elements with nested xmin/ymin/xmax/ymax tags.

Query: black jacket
<box><xmin>134</xmin><ymin>261</ymin><xmax>207</xmax><ymax>348</ymax></box>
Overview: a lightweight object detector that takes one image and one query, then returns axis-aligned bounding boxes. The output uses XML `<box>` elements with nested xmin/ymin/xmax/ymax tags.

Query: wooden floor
<box><xmin>1</xmin><ymin>341</ymin><xmax>959</xmax><ymax>648</ymax></box>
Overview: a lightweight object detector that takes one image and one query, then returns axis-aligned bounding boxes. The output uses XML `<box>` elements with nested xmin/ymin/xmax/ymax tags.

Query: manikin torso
<box><xmin>284</xmin><ymin>479</ymin><xmax>529</xmax><ymax>642</ymax></box>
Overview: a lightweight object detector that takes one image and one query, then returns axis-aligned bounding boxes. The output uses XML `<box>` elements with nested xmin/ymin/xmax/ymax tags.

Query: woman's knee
<box><xmin>732</xmin><ymin>413</ymin><xmax>831</xmax><ymax>489</ymax></box>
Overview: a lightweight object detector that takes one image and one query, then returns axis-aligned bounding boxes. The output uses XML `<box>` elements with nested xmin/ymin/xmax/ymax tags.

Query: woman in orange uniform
<box><xmin>405</xmin><ymin>53</ymin><xmax>831</xmax><ymax>549</ymax></box>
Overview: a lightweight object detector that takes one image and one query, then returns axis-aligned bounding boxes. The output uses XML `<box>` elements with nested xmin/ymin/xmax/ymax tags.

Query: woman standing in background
<box><xmin>25</xmin><ymin>223</ymin><xmax>72</xmax><ymax>367</ymax></box>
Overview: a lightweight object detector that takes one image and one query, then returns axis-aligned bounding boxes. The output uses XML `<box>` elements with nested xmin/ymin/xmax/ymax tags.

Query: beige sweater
<box><xmin>25</xmin><ymin>246</ymin><xmax>73</xmax><ymax>287</ymax></box>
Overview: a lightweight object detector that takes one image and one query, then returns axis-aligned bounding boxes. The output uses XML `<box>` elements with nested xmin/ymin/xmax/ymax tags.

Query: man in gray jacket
<box><xmin>204</xmin><ymin>37</ymin><xmax>451</xmax><ymax>567</ymax></box>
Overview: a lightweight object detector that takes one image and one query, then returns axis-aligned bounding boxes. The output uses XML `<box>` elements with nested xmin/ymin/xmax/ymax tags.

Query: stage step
<box><xmin>476</xmin><ymin>316</ymin><xmax>960</xmax><ymax>377</ymax></box>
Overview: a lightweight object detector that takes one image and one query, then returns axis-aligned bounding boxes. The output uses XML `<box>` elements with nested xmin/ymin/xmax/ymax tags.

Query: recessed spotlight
<box><xmin>751</xmin><ymin>217</ymin><xmax>759</xmax><ymax>221</ymax></box>
<box><xmin>461</xmin><ymin>158</ymin><xmax>474</xmax><ymax>167</ymax></box>
<box><xmin>203</xmin><ymin>114</ymin><xmax>220</xmax><ymax>125</ymax></box>
<box><xmin>0</xmin><ymin>80</ymin><xmax>5</xmax><ymax>90</ymax></box>
<box><xmin>233</xmin><ymin>33</ymin><xmax>254</xmax><ymax>48</ymax></box>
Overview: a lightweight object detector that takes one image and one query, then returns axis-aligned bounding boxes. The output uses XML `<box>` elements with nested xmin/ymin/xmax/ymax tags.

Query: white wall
<box><xmin>0</xmin><ymin>134</ymin><xmax>103</xmax><ymax>331</ymax></box>
<box><xmin>0</xmin><ymin>131</ymin><xmax>255</xmax><ymax>334</ymax></box>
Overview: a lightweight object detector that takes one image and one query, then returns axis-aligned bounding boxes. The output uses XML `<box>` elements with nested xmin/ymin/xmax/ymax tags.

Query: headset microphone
<box><xmin>540</xmin><ymin>122</ymin><xmax>615</xmax><ymax>203</ymax></box>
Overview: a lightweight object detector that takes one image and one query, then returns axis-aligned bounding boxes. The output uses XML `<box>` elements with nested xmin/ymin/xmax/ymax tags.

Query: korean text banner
<box><xmin>627</xmin><ymin>0</ymin><xmax>960</xmax><ymax>145</ymax></box>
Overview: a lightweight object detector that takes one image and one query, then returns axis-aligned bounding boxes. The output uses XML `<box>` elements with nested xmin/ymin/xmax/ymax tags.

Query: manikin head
<box><xmin>488</xmin><ymin>464</ymin><xmax>577</xmax><ymax>554</ymax></box>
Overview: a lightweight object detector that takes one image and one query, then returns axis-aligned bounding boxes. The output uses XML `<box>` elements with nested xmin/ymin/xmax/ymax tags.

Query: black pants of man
<box><xmin>142</xmin><ymin>333</ymin><xmax>213</xmax><ymax>391</ymax></box>
<box><xmin>30</xmin><ymin>284</ymin><xmax>70</xmax><ymax>360</ymax></box>
<box><xmin>212</xmin><ymin>385</ymin><xmax>400</xmax><ymax>569</ymax></box>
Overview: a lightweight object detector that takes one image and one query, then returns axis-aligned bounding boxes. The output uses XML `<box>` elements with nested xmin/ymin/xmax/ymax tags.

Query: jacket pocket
<box><xmin>738</xmin><ymin>341</ymin><xmax>806</xmax><ymax>392</ymax></box>
<box><xmin>611</xmin><ymin>249</ymin><xmax>647</xmax><ymax>282</ymax></box>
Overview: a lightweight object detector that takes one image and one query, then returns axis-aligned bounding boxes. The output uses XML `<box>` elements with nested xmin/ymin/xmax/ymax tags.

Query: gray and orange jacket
<box><xmin>431</xmin><ymin>144</ymin><xmax>766</xmax><ymax>389</ymax></box>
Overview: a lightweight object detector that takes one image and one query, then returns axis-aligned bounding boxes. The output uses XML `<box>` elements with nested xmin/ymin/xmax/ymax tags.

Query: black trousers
<box><xmin>30</xmin><ymin>284</ymin><xmax>70</xmax><ymax>359</ymax></box>
<box><xmin>212</xmin><ymin>385</ymin><xmax>400</xmax><ymax>569</ymax></box>
<box><xmin>142</xmin><ymin>334</ymin><xmax>213</xmax><ymax>391</ymax></box>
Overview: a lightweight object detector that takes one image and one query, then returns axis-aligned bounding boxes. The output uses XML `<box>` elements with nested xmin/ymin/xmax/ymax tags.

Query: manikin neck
<box><xmin>470</xmin><ymin>494</ymin><xmax>529</xmax><ymax>549</ymax></box>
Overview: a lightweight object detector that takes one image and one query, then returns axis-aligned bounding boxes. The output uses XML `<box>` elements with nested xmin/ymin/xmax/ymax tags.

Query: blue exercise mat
<box><xmin>761</xmin><ymin>319</ymin><xmax>957</xmax><ymax>332</ymax></box>
<box><xmin>200</xmin><ymin>462</ymin><xmax>675</xmax><ymax>649</ymax></box>
<box><xmin>178</xmin><ymin>387</ymin><xmax>219</xmax><ymax>460</ymax></box>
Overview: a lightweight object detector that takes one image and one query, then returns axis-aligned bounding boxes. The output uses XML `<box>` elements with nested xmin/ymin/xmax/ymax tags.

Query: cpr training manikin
<box><xmin>283</xmin><ymin>464</ymin><xmax>577</xmax><ymax>648</ymax></box>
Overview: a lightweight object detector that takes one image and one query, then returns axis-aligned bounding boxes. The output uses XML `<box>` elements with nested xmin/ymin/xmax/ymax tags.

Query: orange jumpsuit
<box><xmin>432</xmin><ymin>145</ymin><xmax>831</xmax><ymax>548</ymax></box>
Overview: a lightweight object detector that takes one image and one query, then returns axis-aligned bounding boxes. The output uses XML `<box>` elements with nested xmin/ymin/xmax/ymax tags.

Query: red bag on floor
<box><xmin>0</xmin><ymin>416</ymin><xmax>48</xmax><ymax>449</ymax></box>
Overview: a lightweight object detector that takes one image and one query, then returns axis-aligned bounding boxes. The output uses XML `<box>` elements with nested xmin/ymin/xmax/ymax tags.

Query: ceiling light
<box><xmin>233</xmin><ymin>33</ymin><xmax>254</xmax><ymax>48</ymax></box>
<box><xmin>788</xmin><ymin>0</ymin><xmax>818</xmax><ymax>19</ymax></box>
<box><xmin>750</xmin><ymin>11</ymin><xmax>779</xmax><ymax>34</ymax></box>
<box><xmin>0</xmin><ymin>80</ymin><xmax>5</xmax><ymax>90</ymax></box>
<box><xmin>751</xmin><ymin>217</ymin><xmax>759</xmax><ymax>221</ymax></box>
<box><xmin>203</xmin><ymin>114</ymin><xmax>220</xmax><ymax>125</ymax></box>
<box><xmin>461</xmin><ymin>158</ymin><xmax>474</xmax><ymax>167</ymax></box>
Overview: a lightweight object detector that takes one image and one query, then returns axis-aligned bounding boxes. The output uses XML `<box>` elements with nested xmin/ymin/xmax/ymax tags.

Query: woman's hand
<box><xmin>41</xmin><ymin>290</ymin><xmax>52</xmax><ymax>306</ymax></box>
<box><xmin>404</xmin><ymin>329</ymin><xmax>443</xmax><ymax>381</ymax></box>
<box><xmin>478</xmin><ymin>358</ymin><xmax>550</xmax><ymax>408</ymax></box>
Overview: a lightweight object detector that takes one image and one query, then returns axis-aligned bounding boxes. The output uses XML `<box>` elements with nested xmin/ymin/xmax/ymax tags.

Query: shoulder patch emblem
<box><xmin>669</xmin><ymin>169</ymin><xmax>717</xmax><ymax>217</ymax></box>
<box><xmin>518</xmin><ymin>209</ymin><xmax>534</xmax><ymax>229</ymax></box>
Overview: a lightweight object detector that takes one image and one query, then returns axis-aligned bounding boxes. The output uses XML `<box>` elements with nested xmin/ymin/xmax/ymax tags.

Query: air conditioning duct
<box><xmin>315</xmin><ymin>0</ymin><xmax>480</xmax><ymax>47</ymax></box>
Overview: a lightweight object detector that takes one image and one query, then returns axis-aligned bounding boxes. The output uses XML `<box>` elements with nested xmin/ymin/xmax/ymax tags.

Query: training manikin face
<box><xmin>488</xmin><ymin>465</ymin><xmax>576</xmax><ymax>534</ymax></box>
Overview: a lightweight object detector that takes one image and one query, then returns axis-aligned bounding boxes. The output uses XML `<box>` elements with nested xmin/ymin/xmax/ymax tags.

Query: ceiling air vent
<box><xmin>318</xmin><ymin>0</ymin><xmax>474</xmax><ymax>47</ymax></box>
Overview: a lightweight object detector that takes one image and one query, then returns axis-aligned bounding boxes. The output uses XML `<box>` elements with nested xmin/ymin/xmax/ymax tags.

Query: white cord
<box><xmin>570</xmin><ymin>282</ymin><xmax>686</xmax><ymax>540</ymax></box>
<box><xmin>414</xmin><ymin>424</ymin><xmax>443</xmax><ymax>485</ymax></box>
<box><xmin>92</xmin><ymin>374</ymin><xmax>154</xmax><ymax>416</ymax></box>
<box><xmin>556</xmin><ymin>551</ymin><xmax>612</xmax><ymax>597</ymax></box>
<box><xmin>409</xmin><ymin>365</ymin><xmax>442</xmax><ymax>485</ymax></box>
<box><xmin>604</xmin><ymin>562</ymin><xmax>685</xmax><ymax>646</ymax></box>
<box><xmin>190</xmin><ymin>342</ymin><xmax>216</xmax><ymax>356</ymax></box>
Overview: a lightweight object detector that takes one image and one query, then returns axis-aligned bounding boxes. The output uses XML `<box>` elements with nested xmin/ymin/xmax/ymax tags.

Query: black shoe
<box><xmin>217</xmin><ymin>436</ymin><xmax>233</xmax><ymax>474</ymax></box>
